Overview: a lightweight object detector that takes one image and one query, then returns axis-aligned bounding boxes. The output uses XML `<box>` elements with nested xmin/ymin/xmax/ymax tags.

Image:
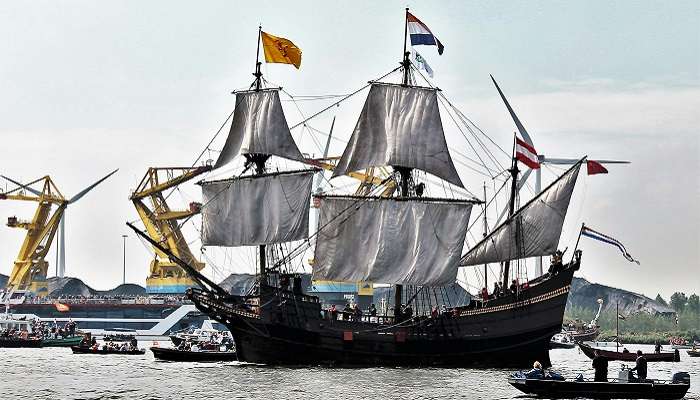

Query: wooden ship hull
<box><xmin>567</xmin><ymin>326</ymin><xmax>600</xmax><ymax>342</ymax></box>
<box><xmin>188</xmin><ymin>262</ymin><xmax>578</xmax><ymax>367</ymax></box>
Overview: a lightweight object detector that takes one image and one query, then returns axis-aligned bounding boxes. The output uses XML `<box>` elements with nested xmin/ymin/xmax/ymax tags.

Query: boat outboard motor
<box><xmin>672</xmin><ymin>372</ymin><xmax>690</xmax><ymax>385</ymax></box>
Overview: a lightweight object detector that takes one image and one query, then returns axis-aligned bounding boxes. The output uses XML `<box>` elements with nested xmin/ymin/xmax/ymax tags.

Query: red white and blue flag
<box><xmin>581</xmin><ymin>225</ymin><xmax>640</xmax><ymax>265</ymax></box>
<box><xmin>515</xmin><ymin>137</ymin><xmax>540</xmax><ymax>169</ymax></box>
<box><xmin>407</xmin><ymin>12</ymin><xmax>444</xmax><ymax>55</ymax></box>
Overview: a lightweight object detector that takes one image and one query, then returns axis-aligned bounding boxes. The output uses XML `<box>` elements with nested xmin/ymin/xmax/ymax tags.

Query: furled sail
<box><xmin>215</xmin><ymin>89</ymin><xmax>303</xmax><ymax>168</ymax></box>
<box><xmin>460</xmin><ymin>161</ymin><xmax>583</xmax><ymax>267</ymax></box>
<box><xmin>312</xmin><ymin>196</ymin><xmax>473</xmax><ymax>286</ymax></box>
<box><xmin>331</xmin><ymin>83</ymin><xmax>464</xmax><ymax>188</ymax></box>
<box><xmin>201</xmin><ymin>170</ymin><xmax>314</xmax><ymax>246</ymax></box>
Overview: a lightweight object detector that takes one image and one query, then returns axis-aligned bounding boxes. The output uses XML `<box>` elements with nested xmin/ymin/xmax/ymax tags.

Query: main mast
<box><xmin>249</xmin><ymin>25</ymin><xmax>270</xmax><ymax>283</ymax></box>
<box><xmin>394</xmin><ymin>7</ymin><xmax>412</xmax><ymax>319</ymax></box>
<box><xmin>502</xmin><ymin>135</ymin><xmax>520</xmax><ymax>294</ymax></box>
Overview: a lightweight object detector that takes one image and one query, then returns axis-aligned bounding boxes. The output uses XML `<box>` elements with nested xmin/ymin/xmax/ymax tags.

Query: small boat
<box><xmin>550</xmin><ymin>333</ymin><xmax>576</xmax><ymax>349</ymax></box>
<box><xmin>687</xmin><ymin>349</ymin><xmax>700</xmax><ymax>357</ymax></box>
<box><xmin>150</xmin><ymin>346</ymin><xmax>237</xmax><ymax>362</ymax></box>
<box><xmin>0</xmin><ymin>313</ymin><xmax>42</xmax><ymax>347</ymax></box>
<box><xmin>508</xmin><ymin>370</ymin><xmax>691</xmax><ymax>399</ymax></box>
<box><xmin>168</xmin><ymin>321</ymin><xmax>232</xmax><ymax>347</ymax></box>
<box><xmin>42</xmin><ymin>335</ymin><xmax>84</xmax><ymax>347</ymax></box>
<box><xmin>0</xmin><ymin>336</ymin><xmax>42</xmax><ymax>348</ymax></box>
<box><xmin>579</xmin><ymin>342</ymin><xmax>680</xmax><ymax>362</ymax></box>
<box><xmin>71</xmin><ymin>345</ymin><xmax>145</xmax><ymax>355</ymax></box>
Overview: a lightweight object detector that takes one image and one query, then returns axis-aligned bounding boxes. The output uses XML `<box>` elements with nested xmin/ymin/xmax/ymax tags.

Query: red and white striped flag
<box><xmin>515</xmin><ymin>138</ymin><xmax>540</xmax><ymax>169</ymax></box>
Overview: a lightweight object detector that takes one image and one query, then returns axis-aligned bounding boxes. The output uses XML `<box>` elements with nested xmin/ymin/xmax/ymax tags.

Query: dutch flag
<box><xmin>581</xmin><ymin>226</ymin><xmax>640</xmax><ymax>265</ymax></box>
<box><xmin>408</xmin><ymin>12</ymin><xmax>444</xmax><ymax>55</ymax></box>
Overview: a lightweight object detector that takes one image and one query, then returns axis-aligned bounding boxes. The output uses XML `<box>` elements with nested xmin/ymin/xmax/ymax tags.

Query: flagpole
<box><xmin>616</xmin><ymin>301</ymin><xmax>620</xmax><ymax>353</ymax></box>
<box><xmin>254</xmin><ymin>25</ymin><xmax>262</xmax><ymax>91</ymax></box>
<box><xmin>402</xmin><ymin>7</ymin><xmax>410</xmax><ymax>85</ymax></box>
<box><xmin>570</xmin><ymin>223</ymin><xmax>585</xmax><ymax>263</ymax></box>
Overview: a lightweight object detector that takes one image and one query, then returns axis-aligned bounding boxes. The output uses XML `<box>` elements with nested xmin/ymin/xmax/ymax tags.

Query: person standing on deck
<box><xmin>630</xmin><ymin>350</ymin><xmax>648</xmax><ymax>380</ymax></box>
<box><xmin>592</xmin><ymin>350</ymin><xmax>608</xmax><ymax>382</ymax></box>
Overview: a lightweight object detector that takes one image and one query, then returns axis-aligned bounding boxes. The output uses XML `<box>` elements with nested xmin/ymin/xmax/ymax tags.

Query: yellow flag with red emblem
<box><xmin>261</xmin><ymin>31</ymin><xmax>302</xmax><ymax>69</ymax></box>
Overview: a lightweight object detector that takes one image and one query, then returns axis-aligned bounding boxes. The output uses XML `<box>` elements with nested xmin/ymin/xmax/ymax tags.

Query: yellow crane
<box><xmin>130</xmin><ymin>166</ymin><xmax>212</xmax><ymax>294</ymax></box>
<box><xmin>0</xmin><ymin>170</ymin><xmax>117</xmax><ymax>296</ymax></box>
<box><xmin>1</xmin><ymin>176</ymin><xmax>65</xmax><ymax>295</ymax></box>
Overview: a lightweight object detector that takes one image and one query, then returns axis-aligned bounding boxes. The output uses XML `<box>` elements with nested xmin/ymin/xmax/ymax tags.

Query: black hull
<box><xmin>71</xmin><ymin>346</ymin><xmax>145</xmax><ymax>355</ymax></box>
<box><xmin>508</xmin><ymin>378</ymin><xmax>690</xmax><ymax>399</ymax></box>
<box><xmin>150</xmin><ymin>346</ymin><xmax>237</xmax><ymax>362</ymax></box>
<box><xmin>0</xmin><ymin>338</ymin><xmax>42</xmax><ymax>348</ymax></box>
<box><xmin>189</xmin><ymin>263</ymin><xmax>579</xmax><ymax>367</ymax></box>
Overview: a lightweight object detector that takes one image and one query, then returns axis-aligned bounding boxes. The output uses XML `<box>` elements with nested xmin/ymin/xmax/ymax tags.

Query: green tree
<box><xmin>670</xmin><ymin>292</ymin><xmax>688</xmax><ymax>313</ymax></box>
<box><xmin>655</xmin><ymin>294</ymin><xmax>668</xmax><ymax>306</ymax></box>
<box><xmin>688</xmin><ymin>294</ymin><xmax>700</xmax><ymax>314</ymax></box>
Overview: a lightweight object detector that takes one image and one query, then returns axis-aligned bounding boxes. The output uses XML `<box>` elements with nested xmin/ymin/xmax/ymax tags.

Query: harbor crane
<box><xmin>0</xmin><ymin>170</ymin><xmax>117</xmax><ymax>295</ymax></box>
<box><xmin>130</xmin><ymin>166</ymin><xmax>212</xmax><ymax>294</ymax></box>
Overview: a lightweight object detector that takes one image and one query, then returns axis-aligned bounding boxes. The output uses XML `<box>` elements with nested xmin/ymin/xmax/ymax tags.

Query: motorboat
<box><xmin>150</xmin><ymin>346</ymin><xmax>237</xmax><ymax>362</ymax></box>
<box><xmin>508</xmin><ymin>369</ymin><xmax>690</xmax><ymax>399</ymax></box>
<box><xmin>550</xmin><ymin>333</ymin><xmax>576</xmax><ymax>349</ymax></box>
<box><xmin>168</xmin><ymin>320</ymin><xmax>232</xmax><ymax>347</ymax></box>
<box><xmin>0</xmin><ymin>313</ymin><xmax>42</xmax><ymax>348</ymax></box>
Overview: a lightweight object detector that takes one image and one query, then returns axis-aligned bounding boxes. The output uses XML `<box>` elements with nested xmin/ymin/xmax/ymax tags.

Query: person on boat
<box><xmin>492</xmin><ymin>282</ymin><xmax>500</xmax><ymax>298</ymax></box>
<box><xmin>548</xmin><ymin>250</ymin><xmax>564</xmax><ymax>275</ymax></box>
<box><xmin>329</xmin><ymin>304</ymin><xmax>338</xmax><ymax>321</ymax></box>
<box><xmin>630</xmin><ymin>350</ymin><xmax>648</xmax><ymax>381</ymax></box>
<box><xmin>509</xmin><ymin>280</ymin><xmax>518</xmax><ymax>295</ymax></box>
<box><xmin>343</xmin><ymin>303</ymin><xmax>352</xmax><ymax>321</ymax></box>
<box><xmin>353</xmin><ymin>304</ymin><xmax>362</xmax><ymax>321</ymax></box>
<box><xmin>592</xmin><ymin>350</ymin><xmax>608</xmax><ymax>382</ymax></box>
<box><xmin>525</xmin><ymin>361</ymin><xmax>545</xmax><ymax>379</ymax></box>
<box><xmin>654</xmin><ymin>341</ymin><xmax>662</xmax><ymax>353</ymax></box>
<box><xmin>622</xmin><ymin>347</ymin><xmax>630</xmax><ymax>354</ymax></box>
<box><xmin>431</xmin><ymin>306</ymin><xmax>439</xmax><ymax>319</ymax></box>
<box><xmin>480</xmin><ymin>287</ymin><xmax>489</xmax><ymax>303</ymax></box>
<box><xmin>403</xmin><ymin>304</ymin><xmax>413</xmax><ymax>320</ymax></box>
<box><xmin>369</xmin><ymin>304</ymin><xmax>377</xmax><ymax>318</ymax></box>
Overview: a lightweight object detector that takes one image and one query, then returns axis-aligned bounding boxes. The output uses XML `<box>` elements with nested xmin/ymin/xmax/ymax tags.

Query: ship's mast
<box><xmin>502</xmin><ymin>134</ymin><xmax>519</xmax><ymax>294</ymax></box>
<box><xmin>483</xmin><ymin>182</ymin><xmax>488</xmax><ymax>291</ymax></box>
<box><xmin>250</xmin><ymin>25</ymin><xmax>270</xmax><ymax>283</ymax></box>
<box><xmin>392</xmin><ymin>8</ymin><xmax>415</xmax><ymax>320</ymax></box>
<box><xmin>254</xmin><ymin>25</ymin><xmax>263</xmax><ymax>91</ymax></box>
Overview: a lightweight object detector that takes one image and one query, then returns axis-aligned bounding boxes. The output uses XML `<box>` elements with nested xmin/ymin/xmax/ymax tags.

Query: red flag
<box><xmin>54</xmin><ymin>302</ymin><xmax>70</xmax><ymax>312</ymax></box>
<box><xmin>515</xmin><ymin>138</ymin><xmax>540</xmax><ymax>169</ymax></box>
<box><xmin>587</xmin><ymin>160</ymin><xmax>608</xmax><ymax>175</ymax></box>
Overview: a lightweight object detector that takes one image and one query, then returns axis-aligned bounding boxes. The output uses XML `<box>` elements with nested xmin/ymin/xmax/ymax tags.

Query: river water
<box><xmin>0</xmin><ymin>344</ymin><xmax>697</xmax><ymax>399</ymax></box>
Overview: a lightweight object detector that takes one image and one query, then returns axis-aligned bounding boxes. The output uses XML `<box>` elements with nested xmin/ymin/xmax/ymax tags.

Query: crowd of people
<box><xmin>23</xmin><ymin>294</ymin><xmax>189</xmax><ymax>305</ymax></box>
<box><xmin>80</xmin><ymin>335</ymin><xmax>139</xmax><ymax>352</ymax></box>
<box><xmin>0</xmin><ymin>317</ymin><xmax>77</xmax><ymax>341</ymax></box>
<box><xmin>176</xmin><ymin>332</ymin><xmax>234</xmax><ymax>352</ymax></box>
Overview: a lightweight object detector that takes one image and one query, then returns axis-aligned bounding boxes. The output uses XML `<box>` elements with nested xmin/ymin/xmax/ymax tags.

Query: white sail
<box><xmin>460</xmin><ymin>162</ymin><xmax>582</xmax><ymax>267</ymax></box>
<box><xmin>312</xmin><ymin>196</ymin><xmax>472</xmax><ymax>286</ymax></box>
<box><xmin>215</xmin><ymin>89</ymin><xmax>303</xmax><ymax>168</ymax></box>
<box><xmin>201</xmin><ymin>170</ymin><xmax>314</xmax><ymax>246</ymax></box>
<box><xmin>331</xmin><ymin>83</ymin><xmax>464</xmax><ymax>188</ymax></box>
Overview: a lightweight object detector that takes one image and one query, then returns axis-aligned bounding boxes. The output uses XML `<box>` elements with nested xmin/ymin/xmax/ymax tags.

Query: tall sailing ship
<box><xmin>130</xmin><ymin>12</ymin><xmax>588</xmax><ymax>367</ymax></box>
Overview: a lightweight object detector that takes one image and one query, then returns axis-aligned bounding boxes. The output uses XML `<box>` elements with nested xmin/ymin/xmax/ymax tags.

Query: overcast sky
<box><xmin>0</xmin><ymin>1</ymin><xmax>697</xmax><ymax>299</ymax></box>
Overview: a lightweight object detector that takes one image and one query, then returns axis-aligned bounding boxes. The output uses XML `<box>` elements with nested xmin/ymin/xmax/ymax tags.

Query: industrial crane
<box><xmin>0</xmin><ymin>170</ymin><xmax>117</xmax><ymax>296</ymax></box>
<box><xmin>130</xmin><ymin>166</ymin><xmax>212</xmax><ymax>294</ymax></box>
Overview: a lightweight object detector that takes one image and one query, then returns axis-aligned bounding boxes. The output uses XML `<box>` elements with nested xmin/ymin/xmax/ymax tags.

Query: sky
<box><xmin>0</xmin><ymin>1</ymin><xmax>697</xmax><ymax>299</ymax></box>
